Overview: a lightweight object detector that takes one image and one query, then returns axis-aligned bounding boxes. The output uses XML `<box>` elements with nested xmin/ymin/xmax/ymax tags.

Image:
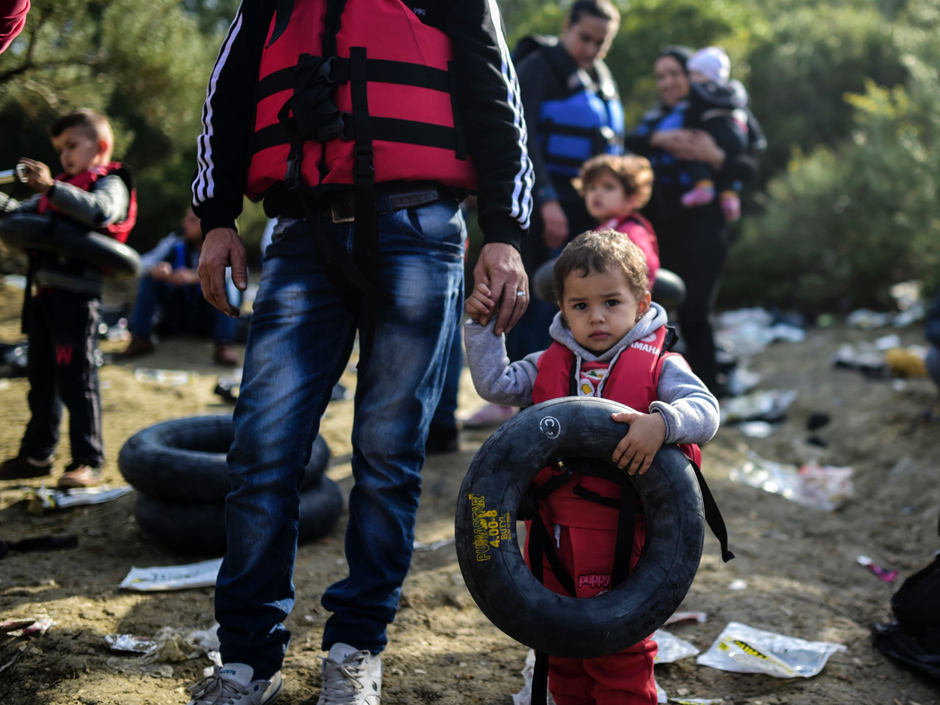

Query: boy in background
<box><xmin>0</xmin><ymin>108</ymin><xmax>135</xmax><ymax>487</ymax></box>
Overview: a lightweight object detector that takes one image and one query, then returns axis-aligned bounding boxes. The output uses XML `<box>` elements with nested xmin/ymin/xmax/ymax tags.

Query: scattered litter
<box><xmin>655</xmin><ymin>679</ymin><xmax>723</xmax><ymax>704</ymax></box>
<box><xmin>512</xmin><ymin>650</ymin><xmax>557</xmax><ymax>705</ymax></box>
<box><xmin>857</xmin><ymin>555</ymin><xmax>899</xmax><ymax>583</ymax></box>
<box><xmin>331</xmin><ymin>382</ymin><xmax>352</xmax><ymax>402</ymax></box>
<box><xmin>696</xmin><ymin>622</ymin><xmax>846</xmax><ymax>678</ymax></box>
<box><xmin>875</xmin><ymin>334</ymin><xmax>902</xmax><ymax>351</ymax></box>
<box><xmin>831</xmin><ymin>342</ymin><xmax>887</xmax><ymax>378</ymax></box>
<box><xmin>1</xmin><ymin>617</ymin><xmax>53</xmax><ymax>638</ymax></box>
<box><xmin>891</xmin><ymin>379</ymin><xmax>907</xmax><ymax>392</ymax></box>
<box><xmin>0</xmin><ymin>535</ymin><xmax>78</xmax><ymax>559</ymax></box>
<box><xmin>2</xmin><ymin>274</ymin><xmax>26</xmax><ymax>290</ymax></box>
<box><xmin>728</xmin><ymin>579</ymin><xmax>748</xmax><ymax>591</ymax></box>
<box><xmin>105</xmin><ymin>634</ymin><xmax>158</xmax><ymax>654</ymax></box>
<box><xmin>664</xmin><ymin>611</ymin><xmax>707</xmax><ymax>626</ymax></box>
<box><xmin>847</xmin><ymin>308</ymin><xmax>892</xmax><ymax>329</ymax></box>
<box><xmin>0</xmin><ymin>342</ymin><xmax>28</xmax><ymax>378</ymax></box>
<box><xmin>806</xmin><ymin>412</ymin><xmax>830</xmax><ymax>431</ymax></box>
<box><xmin>884</xmin><ymin>347</ymin><xmax>927</xmax><ymax>378</ymax></box>
<box><xmin>720</xmin><ymin>390</ymin><xmax>797</xmax><ymax>424</ymax></box>
<box><xmin>214</xmin><ymin>370</ymin><xmax>241</xmax><ymax>403</ymax></box>
<box><xmin>27</xmin><ymin>484</ymin><xmax>133</xmax><ymax>514</ymax></box>
<box><xmin>413</xmin><ymin>537</ymin><xmax>455</xmax><ymax>552</ymax></box>
<box><xmin>134</xmin><ymin>368</ymin><xmax>196</xmax><ymax>386</ymax></box>
<box><xmin>726</xmin><ymin>366</ymin><xmax>762</xmax><ymax>397</ymax></box>
<box><xmin>654</xmin><ymin>629</ymin><xmax>700</xmax><ymax>663</ymax></box>
<box><xmin>729</xmin><ymin>451</ymin><xmax>854</xmax><ymax>511</ymax></box>
<box><xmin>890</xmin><ymin>281</ymin><xmax>926</xmax><ymax>328</ymax></box>
<box><xmin>736</xmin><ymin>421</ymin><xmax>781</xmax><ymax>438</ymax></box>
<box><xmin>716</xmin><ymin>308</ymin><xmax>805</xmax><ymax>358</ymax></box>
<box><xmin>119</xmin><ymin>558</ymin><xmax>223</xmax><ymax>592</ymax></box>
<box><xmin>0</xmin><ymin>380</ymin><xmax>8</xmax><ymax>391</ymax></box>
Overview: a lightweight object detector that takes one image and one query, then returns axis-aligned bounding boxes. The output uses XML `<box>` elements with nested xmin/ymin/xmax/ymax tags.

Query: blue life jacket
<box><xmin>632</xmin><ymin>102</ymin><xmax>695</xmax><ymax>189</ymax></box>
<box><xmin>533</xmin><ymin>46</ymin><xmax>624</xmax><ymax>178</ymax></box>
<box><xmin>171</xmin><ymin>241</ymin><xmax>188</xmax><ymax>270</ymax></box>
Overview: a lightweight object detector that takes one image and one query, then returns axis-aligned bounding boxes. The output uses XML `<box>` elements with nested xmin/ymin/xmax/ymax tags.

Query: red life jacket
<box><xmin>37</xmin><ymin>162</ymin><xmax>137</xmax><ymax>243</ymax></box>
<box><xmin>245</xmin><ymin>0</ymin><xmax>478</xmax><ymax>201</ymax></box>
<box><xmin>600</xmin><ymin>213</ymin><xmax>660</xmax><ymax>286</ymax></box>
<box><xmin>530</xmin><ymin>325</ymin><xmax>701</xmax><ymax>525</ymax></box>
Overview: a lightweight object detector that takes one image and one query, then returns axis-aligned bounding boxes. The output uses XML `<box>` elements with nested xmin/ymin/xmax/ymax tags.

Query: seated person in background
<box><xmin>927</xmin><ymin>287</ymin><xmax>940</xmax><ymax>392</ymax></box>
<box><xmin>120</xmin><ymin>207</ymin><xmax>239</xmax><ymax>366</ymax></box>
<box><xmin>575</xmin><ymin>153</ymin><xmax>660</xmax><ymax>285</ymax></box>
<box><xmin>0</xmin><ymin>108</ymin><xmax>135</xmax><ymax>488</ymax></box>
<box><xmin>680</xmin><ymin>46</ymin><xmax>764</xmax><ymax>223</ymax></box>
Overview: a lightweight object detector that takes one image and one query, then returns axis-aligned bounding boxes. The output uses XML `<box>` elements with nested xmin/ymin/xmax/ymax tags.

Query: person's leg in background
<box><xmin>927</xmin><ymin>345</ymin><xmax>940</xmax><ymax>392</ymax></box>
<box><xmin>47</xmin><ymin>290</ymin><xmax>105</xmax><ymax>488</ymax></box>
<box><xmin>121</xmin><ymin>275</ymin><xmax>178</xmax><ymax>357</ymax></box>
<box><xmin>657</xmin><ymin>209</ymin><xmax>728</xmax><ymax>394</ymax></box>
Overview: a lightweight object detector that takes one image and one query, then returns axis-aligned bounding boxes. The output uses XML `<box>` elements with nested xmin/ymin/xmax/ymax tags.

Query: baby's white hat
<box><xmin>688</xmin><ymin>46</ymin><xmax>731</xmax><ymax>85</ymax></box>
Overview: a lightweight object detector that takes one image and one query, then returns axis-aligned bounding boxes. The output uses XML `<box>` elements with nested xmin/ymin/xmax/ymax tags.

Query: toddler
<box><xmin>464</xmin><ymin>230</ymin><xmax>720</xmax><ymax>704</ymax></box>
<box><xmin>0</xmin><ymin>108</ymin><xmax>136</xmax><ymax>487</ymax></box>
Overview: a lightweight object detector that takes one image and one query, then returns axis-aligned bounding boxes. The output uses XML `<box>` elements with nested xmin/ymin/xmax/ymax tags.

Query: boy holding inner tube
<box><xmin>0</xmin><ymin>108</ymin><xmax>135</xmax><ymax>488</ymax></box>
<box><xmin>464</xmin><ymin>230</ymin><xmax>719</xmax><ymax>704</ymax></box>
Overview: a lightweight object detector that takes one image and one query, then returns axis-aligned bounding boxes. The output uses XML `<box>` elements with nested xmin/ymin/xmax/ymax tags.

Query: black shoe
<box><xmin>0</xmin><ymin>455</ymin><xmax>54</xmax><ymax>480</ymax></box>
<box><xmin>425</xmin><ymin>425</ymin><xmax>459</xmax><ymax>455</ymax></box>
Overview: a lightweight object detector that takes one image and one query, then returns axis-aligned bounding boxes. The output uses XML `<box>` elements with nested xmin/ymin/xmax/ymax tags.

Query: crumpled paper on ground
<box><xmin>729</xmin><ymin>451</ymin><xmax>854</xmax><ymax>511</ymax></box>
<box><xmin>106</xmin><ymin>624</ymin><xmax>221</xmax><ymax>678</ymax></box>
<box><xmin>696</xmin><ymin>622</ymin><xmax>845</xmax><ymax>678</ymax></box>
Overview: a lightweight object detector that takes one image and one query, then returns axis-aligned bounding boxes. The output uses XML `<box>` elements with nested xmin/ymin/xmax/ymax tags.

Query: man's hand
<box><xmin>471</xmin><ymin>242</ymin><xmax>527</xmax><ymax>336</ymax></box>
<box><xmin>148</xmin><ymin>262</ymin><xmax>173</xmax><ymax>282</ymax></box>
<box><xmin>198</xmin><ymin>227</ymin><xmax>247</xmax><ymax>317</ymax></box>
<box><xmin>169</xmin><ymin>267</ymin><xmax>200</xmax><ymax>287</ymax></box>
<box><xmin>610</xmin><ymin>410</ymin><xmax>667</xmax><ymax>475</ymax></box>
<box><xmin>17</xmin><ymin>158</ymin><xmax>55</xmax><ymax>194</ymax></box>
<box><xmin>540</xmin><ymin>200</ymin><xmax>568</xmax><ymax>250</ymax></box>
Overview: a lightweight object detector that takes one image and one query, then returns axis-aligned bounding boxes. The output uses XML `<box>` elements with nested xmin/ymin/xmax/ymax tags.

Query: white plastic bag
<box><xmin>119</xmin><ymin>558</ymin><xmax>223</xmax><ymax>591</ymax></box>
<box><xmin>696</xmin><ymin>622</ymin><xmax>845</xmax><ymax>678</ymax></box>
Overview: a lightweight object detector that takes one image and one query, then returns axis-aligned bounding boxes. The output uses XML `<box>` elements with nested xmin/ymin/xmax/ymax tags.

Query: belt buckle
<box><xmin>330</xmin><ymin>194</ymin><xmax>355</xmax><ymax>224</ymax></box>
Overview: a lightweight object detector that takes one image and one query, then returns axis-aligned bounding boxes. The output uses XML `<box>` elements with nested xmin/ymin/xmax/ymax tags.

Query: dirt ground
<box><xmin>1</xmin><ymin>277</ymin><xmax>939</xmax><ymax>705</ymax></box>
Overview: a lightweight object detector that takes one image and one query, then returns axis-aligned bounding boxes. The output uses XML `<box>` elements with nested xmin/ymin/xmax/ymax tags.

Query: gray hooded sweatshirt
<box><xmin>464</xmin><ymin>302</ymin><xmax>720</xmax><ymax>445</ymax></box>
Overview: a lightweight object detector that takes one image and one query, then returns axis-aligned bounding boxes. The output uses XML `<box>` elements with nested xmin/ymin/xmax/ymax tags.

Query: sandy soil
<box><xmin>1</xmin><ymin>278</ymin><xmax>938</xmax><ymax>705</ymax></box>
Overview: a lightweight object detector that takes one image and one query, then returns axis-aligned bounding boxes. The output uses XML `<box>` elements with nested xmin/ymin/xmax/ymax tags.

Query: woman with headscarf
<box><xmin>625</xmin><ymin>46</ymin><xmax>757</xmax><ymax>394</ymax></box>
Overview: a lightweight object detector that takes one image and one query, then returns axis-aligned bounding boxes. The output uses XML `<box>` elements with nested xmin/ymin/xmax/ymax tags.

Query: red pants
<box><xmin>525</xmin><ymin>498</ymin><xmax>657</xmax><ymax>705</ymax></box>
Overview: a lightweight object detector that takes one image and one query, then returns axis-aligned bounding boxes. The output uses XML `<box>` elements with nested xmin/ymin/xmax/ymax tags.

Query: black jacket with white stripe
<box><xmin>192</xmin><ymin>0</ymin><xmax>533</xmax><ymax>250</ymax></box>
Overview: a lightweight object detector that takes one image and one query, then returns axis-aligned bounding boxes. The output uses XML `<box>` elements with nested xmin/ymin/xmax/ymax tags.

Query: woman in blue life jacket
<box><xmin>624</xmin><ymin>47</ymin><xmax>757</xmax><ymax>395</ymax></box>
<box><xmin>467</xmin><ymin>1</ymin><xmax>619</xmax><ymax>425</ymax></box>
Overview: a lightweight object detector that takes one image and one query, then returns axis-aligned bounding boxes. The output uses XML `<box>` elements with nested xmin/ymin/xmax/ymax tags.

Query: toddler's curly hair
<box><xmin>553</xmin><ymin>229</ymin><xmax>649</xmax><ymax>303</ymax></box>
<box><xmin>573</xmin><ymin>154</ymin><xmax>654</xmax><ymax>211</ymax></box>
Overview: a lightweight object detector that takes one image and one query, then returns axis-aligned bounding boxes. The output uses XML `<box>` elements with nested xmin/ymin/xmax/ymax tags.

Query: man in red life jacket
<box><xmin>187</xmin><ymin>1</ymin><xmax>533</xmax><ymax>703</ymax></box>
<box><xmin>0</xmin><ymin>108</ymin><xmax>135</xmax><ymax>489</ymax></box>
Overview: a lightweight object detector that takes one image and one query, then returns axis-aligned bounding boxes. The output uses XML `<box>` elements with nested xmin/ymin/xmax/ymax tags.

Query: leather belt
<box><xmin>328</xmin><ymin>187</ymin><xmax>441</xmax><ymax>223</ymax></box>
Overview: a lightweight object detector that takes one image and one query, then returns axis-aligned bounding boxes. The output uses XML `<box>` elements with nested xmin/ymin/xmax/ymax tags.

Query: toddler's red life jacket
<box><xmin>245</xmin><ymin>0</ymin><xmax>478</xmax><ymax>201</ymax></box>
<box><xmin>37</xmin><ymin>162</ymin><xmax>137</xmax><ymax>243</ymax></box>
<box><xmin>531</xmin><ymin>325</ymin><xmax>701</xmax><ymax>526</ymax></box>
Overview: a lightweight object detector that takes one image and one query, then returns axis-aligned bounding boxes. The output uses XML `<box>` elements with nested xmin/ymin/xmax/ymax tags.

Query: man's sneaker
<box><xmin>0</xmin><ymin>455</ymin><xmax>53</xmax><ymax>480</ymax></box>
<box><xmin>117</xmin><ymin>336</ymin><xmax>155</xmax><ymax>358</ymax></box>
<box><xmin>213</xmin><ymin>342</ymin><xmax>239</xmax><ymax>367</ymax></box>
<box><xmin>186</xmin><ymin>664</ymin><xmax>282</xmax><ymax>705</ymax></box>
<box><xmin>57</xmin><ymin>463</ymin><xmax>103</xmax><ymax>489</ymax></box>
<box><xmin>317</xmin><ymin>643</ymin><xmax>382</xmax><ymax>705</ymax></box>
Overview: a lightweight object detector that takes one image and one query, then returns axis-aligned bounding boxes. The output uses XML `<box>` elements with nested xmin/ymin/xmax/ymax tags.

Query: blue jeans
<box><xmin>431</xmin><ymin>289</ymin><xmax>464</xmax><ymax>432</ymax></box>
<box><xmin>130</xmin><ymin>276</ymin><xmax>239</xmax><ymax>343</ymax></box>
<box><xmin>215</xmin><ymin>200</ymin><xmax>467</xmax><ymax>678</ymax></box>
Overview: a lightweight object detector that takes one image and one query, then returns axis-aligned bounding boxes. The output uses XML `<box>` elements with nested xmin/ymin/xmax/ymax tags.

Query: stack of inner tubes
<box><xmin>118</xmin><ymin>415</ymin><xmax>342</xmax><ymax>555</ymax></box>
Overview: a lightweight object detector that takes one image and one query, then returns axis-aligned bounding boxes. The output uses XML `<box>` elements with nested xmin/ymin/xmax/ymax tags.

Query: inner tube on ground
<box><xmin>533</xmin><ymin>256</ymin><xmax>686</xmax><ymax>308</ymax></box>
<box><xmin>455</xmin><ymin>397</ymin><xmax>705</xmax><ymax>659</ymax></box>
<box><xmin>118</xmin><ymin>415</ymin><xmax>330</xmax><ymax>503</ymax></box>
<box><xmin>0</xmin><ymin>212</ymin><xmax>141</xmax><ymax>277</ymax></box>
<box><xmin>134</xmin><ymin>475</ymin><xmax>344</xmax><ymax>556</ymax></box>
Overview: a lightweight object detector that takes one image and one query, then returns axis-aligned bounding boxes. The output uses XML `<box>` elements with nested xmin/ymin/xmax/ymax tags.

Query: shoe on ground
<box><xmin>57</xmin><ymin>463</ymin><xmax>102</xmax><ymax>489</ymax></box>
<box><xmin>213</xmin><ymin>342</ymin><xmax>239</xmax><ymax>367</ymax></box>
<box><xmin>459</xmin><ymin>403</ymin><xmax>517</xmax><ymax>429</ymax></box>
<box><xmin>681</xmin><ymin>186</ymin><xmax>716</xmax><ymax>208</ymax></box>
<box><xmin>118</xmin><ymin>336</ymin><xmax>155</xmax><ymax>358</ymax></box>
<box><xmin>0</xmin><ymin>454</ymin><xmax>53</xmax><ymax>481</ymax></box>
<box><xmin>425</xmin><ymin>424</ymin><xmax>459</xmax><ymax>455</ymax></box>
<box><xmin>317</xmin><ymin>643</ymin><xmax>382</xmax><ymax>705</ymax></box>
<box><xmin>187</xmin><ymin>664</ymin><xmax>282</xmax><ymax>705</ymax></box>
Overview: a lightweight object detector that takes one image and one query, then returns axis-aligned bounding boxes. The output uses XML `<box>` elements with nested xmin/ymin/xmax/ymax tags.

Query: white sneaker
<box><xmin>186</xmin><ymin>664</ymin><xmax>282</xmax><ymax>705</ymax></box>
<box><xmin>317</xmin><ymin>643</ymin><xmax>382</xmax><ymax>705</ymax></box>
